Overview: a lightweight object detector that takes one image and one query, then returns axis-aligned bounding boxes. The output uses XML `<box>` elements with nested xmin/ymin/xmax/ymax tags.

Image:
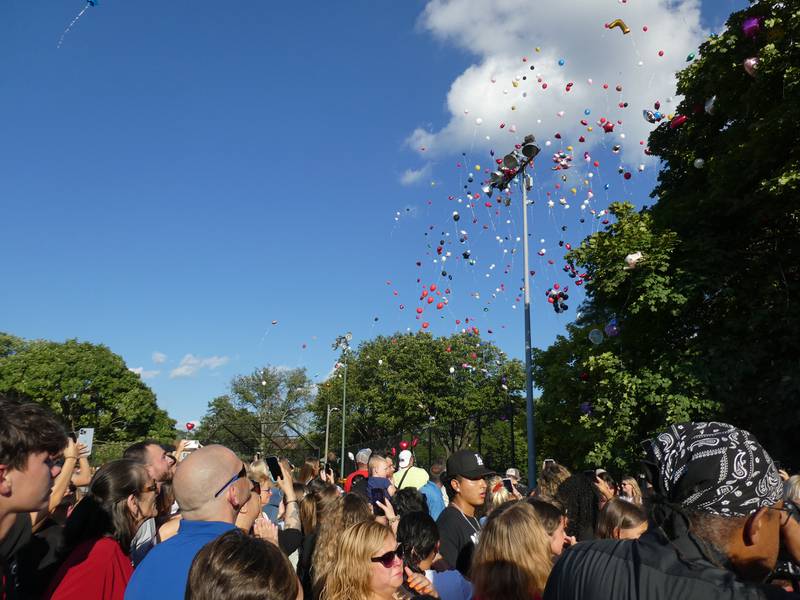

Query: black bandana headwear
<box><xmin>643</xmin><ymin>422</ymin><xmax>782</xmax><ymax>517</ymax></box>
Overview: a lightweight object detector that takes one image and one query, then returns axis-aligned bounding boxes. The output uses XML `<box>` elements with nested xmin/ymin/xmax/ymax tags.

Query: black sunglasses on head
<box><xmin>214</xmin><ymin>464</ymin><xmax>247</xmax><ymax>498</ymax></box>
<box><xmin>371</xmin><ymin>545</ymin><xmax>404</xmax><ymax>568</ymax></box>
<box><xmin>249</xmin><ymin>479</ymin><xmax>261</xmax><ymax>495</ymax></box>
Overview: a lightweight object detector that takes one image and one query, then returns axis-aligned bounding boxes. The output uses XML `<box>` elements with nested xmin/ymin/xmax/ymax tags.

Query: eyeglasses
<box><xmin>371</xmin><ymin>545</ymin><xmax>404</xmax><ymax>568</ymax></box>
<box><xmin>214</xmin><ymin>464</ymin><xmax>247</xmax><ymax>498</ymax></box>
<box><xmin>250</xmin><ymin>479</ymin><xmax>261</xmax><ymax>495</ymax></box>
<box><xmin>766</xmin><ymin>504</ymin><xmax>796</xmax><ymax>526</ymax></box>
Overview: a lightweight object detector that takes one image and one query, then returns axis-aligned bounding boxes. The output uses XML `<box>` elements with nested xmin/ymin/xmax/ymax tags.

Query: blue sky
<box><xmin>1</xmin><ymin>0</ymin><xmax>746</xmax><ymax>428</ymax></box>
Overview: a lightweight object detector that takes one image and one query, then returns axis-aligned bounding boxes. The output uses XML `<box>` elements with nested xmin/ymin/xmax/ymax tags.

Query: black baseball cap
<box><xmin>446</xmin><ymin>450</ymin><xmax>495</xmax><ymax>479</ymax></box>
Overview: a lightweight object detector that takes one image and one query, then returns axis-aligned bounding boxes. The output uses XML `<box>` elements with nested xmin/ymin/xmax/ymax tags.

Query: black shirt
<box><xmin>544</xmin><ymin>528</ymin><xmax>800</xmax><ymax>600</ymax></box>
<box><xmin>0</xmin><ymin>514</ymin><xmax>32</xmax><ymax>600</ymax></box>
<box><xmin>436</xmin><ymin>505</ymin><xmax>480</xmax><ymax>577</ymax></box>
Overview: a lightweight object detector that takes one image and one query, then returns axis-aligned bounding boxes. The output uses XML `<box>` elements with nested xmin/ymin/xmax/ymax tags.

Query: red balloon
<box><xmin>416</xmin><ymin>307</ymin><xmax>423</xmax><ymax>314</ymax></box>
<box><xmin>430</xmin><ymin>284</ymin><xmax>437</xmax><ymax>292</ymax></box>
<box><xmin>412</xmin><ymin>437</ymin><xmax>419</xmax><ymax>448</ymax></box>
<box><xmin>422</xmin><ymin>322</ymin><xmax>430</xmax><ymax>329</ymax></box>
<box><xmin>436</xmin><ymin>302</ymin><xmax>444</xmax><ymax>310</ymax></box>
<box><xmin>391</xmin><ymin>447</ymin><xmax>397</xmax><ymax>456</ymax></box>
<box><xmin>399</xmin><ymin>440</ymin><xmax>410</xmax><ymax>451</ymax></box>
<box><xmin>186</xmin><ymin>422</ymin><xmax>195</xmax><ymax>431</ymax></box>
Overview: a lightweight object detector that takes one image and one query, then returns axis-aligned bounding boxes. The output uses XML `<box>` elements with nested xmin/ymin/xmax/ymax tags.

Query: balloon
<box><xmin>606</xmin><ymin>19</ymin><xmax>630</xmax><ymax>35</ymax></box>
<box><xmin>743</xmin><ymin>57</ymin><xmax>758</xmax><ymax>77</ymax></box>
<box><xmin>391</xmin><ymin>447</ymin><xmax>397</xmax><ymax>456</ymax></box>
<box><xmin>422</xmin><ymin>322</ymin><xmax>430</xmax><ymax>329</ymax></box>
<box><xmin>686</xmin><ymin>53</ymin><xmax>695</xmax><ymax>61</ymax></box>
<box><xmin>624</xmin><ymin>251</ymin><xmax>643</xmax><ymax>270</ymax></box>
<box><xmin>452</xmin><ymin>211</ymin><xmax>460</xmax><ymax>221</ymax></box>
<box><xmin>604</xmin><ymin>318</ymin><xmax>620</xmax><ymax>337</ymax></box>
<box><xmin>186</xmin><ymin>422</ymin><xmax>195</xmax><ymax>431</ymax></box>
<box><xmin>579</xmin><ymin>402</ymin><xmax>593</xmax><ymax>416</ymax></box>
<box><xmin>271</xmin><ymin>320</ymin><xmax>278</xmax><ymax>325</ymax></box>
<box><xmin>412</xmin><ymin>437</ymin><xmax>419</xmax><ymax>448</ymax></box>
<box><xmin>588</xmin><ymin>329</ymin><xmax>604</xmax><ymax>345</ymax></box>
<box><xmin>669</xmin><ymin>115</ymin><xmax>688</xmax><ymax>129</ymax></box>
<box><xmin>693</xmin><ymin>158</ymin><xmax>705</xmax><ymax>169</ymax></box>
<box><xmin>704</xmin><ymin>96</ymin><xmax>717</xmax><ymax>115</ymax></box>
<box><xmin>742</xmin><ymin>16</ymin><xmax>761</xmax><ymax>39</ymax></box>
<box><xmin>399</xmin><ymin>440</ymin><xmax>409</xmax><ymax>451</ymax></box>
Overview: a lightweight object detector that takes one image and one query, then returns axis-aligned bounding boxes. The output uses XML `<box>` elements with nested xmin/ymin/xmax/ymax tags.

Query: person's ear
<box><xmin>450</xmin><ymin>478</ymin><xmax>460</xmax><ymax>494</ymax></box>
<box><xmin>744</xmin><ymin>507</ymin><xmax>767</xmax><ymax>547</ymax></box>
<box><xmin>612</xmin><ymin>527</ymin><xmax>621</xmax><ymax>540</ymax></box>
<box><xmin>0</xmin><ymin>465</ymin><xmax>11</xmax><ymax>496</ymax></box>
<box><xmin>126</xmin><ymin>494</ymin><xmax>141</xmax><ymax>519</ymax></box>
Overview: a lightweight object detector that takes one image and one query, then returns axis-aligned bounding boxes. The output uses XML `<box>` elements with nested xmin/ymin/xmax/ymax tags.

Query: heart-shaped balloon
<box><xmin>743</xmin><ymin>57</ymin><xmax>759</xmax><ymax>77</ymax></box>
<box><xmin>412</xmin><ymin>437</ymin><xmax>419</xmax><ymax>448</ymax></box>
<box><xmin>399</xmin><ymin>440</ymin><xmax>410</xmax><ymax>451</ymax></box>
<box><xmin>186</xmin><ymin>422</ymin><xmax>195</xmax><ymax>431</ymax></box>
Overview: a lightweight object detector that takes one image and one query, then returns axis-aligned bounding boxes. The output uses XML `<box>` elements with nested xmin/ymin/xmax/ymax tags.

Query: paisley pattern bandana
<box><xmin>644</xmin><ymin>422</ymin><xmax>783</xmax><ymax>517</ymax></box>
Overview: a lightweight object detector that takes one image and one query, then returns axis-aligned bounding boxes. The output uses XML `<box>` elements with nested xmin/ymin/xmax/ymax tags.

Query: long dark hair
<box><xmin>62</xmin><ymin>459</ymin><xmax>149</xmax><ymax>555</ymax></box>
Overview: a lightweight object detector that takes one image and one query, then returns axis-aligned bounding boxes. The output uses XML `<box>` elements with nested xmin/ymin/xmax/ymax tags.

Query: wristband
<box><xmin>285</xmin><ymin>499</ymin><xmax>298</xmax><ymax>505</ymax></box>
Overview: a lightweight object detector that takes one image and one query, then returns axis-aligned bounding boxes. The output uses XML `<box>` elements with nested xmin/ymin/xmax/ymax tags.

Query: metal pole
<box><xmin>522</xmin><ymin>168</ymin><xmax>537</xmax><ymax>486</ymax></box>
<box><xmin>324</xmin><ymin>405</ymin><xmax>332</xmax><ymax>468</ymax></box>
<box><xmin>340</xmin><ymin>356</ymin><xmax>348</xmax><ymax>479</ymax></box>
<box><xmin>510</xmin><ymin>402</ymin><xmax>515</xmax><ymax>466</ymax></box>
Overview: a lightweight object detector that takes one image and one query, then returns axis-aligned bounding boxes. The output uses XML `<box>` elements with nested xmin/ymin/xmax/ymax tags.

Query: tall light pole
<box><xmin>485</xmin><ymin>134</ymin><xmax>540</xmax><ymax>486</ymax></box>
<box><xmin>323</xmin><ymin>404</ymin><xmax>339</xmax><ymax>470</ymax></box>
<box><xmin>332</xmin><ymin>332</ymin><xmax>352</xmax><ymax>479</ymax></box>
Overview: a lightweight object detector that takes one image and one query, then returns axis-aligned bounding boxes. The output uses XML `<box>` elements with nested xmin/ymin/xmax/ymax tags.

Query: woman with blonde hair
<box><xmin>319</xmin><ymin>520</ymin><xmax>435</xmax><ymax>600</ymax></box>
<box><xmin>312</xmin><ymin>493</ymin><xmax>374</xmax><ymax>596</ymax></box>
<box><xmin>619</xmin><ymin>476</ymin><xmax>643</xmax><ymax>505</ymax></box>
<box><xmin>471</xmin><ymin>501</ymin><xmax>553</xmax><ymax>600</ymax></box>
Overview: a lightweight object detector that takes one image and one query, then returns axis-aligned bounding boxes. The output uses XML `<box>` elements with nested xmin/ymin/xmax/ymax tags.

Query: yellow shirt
<box><xmin>393</xmin><ymin>466</ymin><xmax>430</xmax><ymax>490</ymax></box>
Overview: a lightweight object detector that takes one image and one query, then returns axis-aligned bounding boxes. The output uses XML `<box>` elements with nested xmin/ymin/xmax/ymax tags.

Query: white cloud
<box><xmin>170</xmin><ymin>354</ymin><xmax>230</xmax><ymax>378</ymax></box>
<box><xmin>400</xmin><ymin>163</ymin><xmax>433</xmax><ymax>186</ymax></box>
<box><xmin>129</xmin><ymin>367</ymin><xmax>160</xmax><ymax>380</ymax></box>
<box><xmin>152</xmin><ymin>351</ymin><xmax>167</xmax><ymax>364</ymax></box>
<box><xmin>409</xmin><ymin>0</ymin><xmax>706</xmax><ymax>167</ymax></box>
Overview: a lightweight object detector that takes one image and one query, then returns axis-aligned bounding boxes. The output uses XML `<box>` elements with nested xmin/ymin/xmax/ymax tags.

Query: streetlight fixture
<box><xmin>323</xmin><ymin>404</ymin><xmax>339</xmax><ymax>470</ymax></box>
<box><xmin>485</xmin><ymin>134</ymin><xmax>540</xmax><ymax>486</ymax></box>
<box><xmin>332</xmin><ymin>332</ymin><xmax>352</xmax><ymax>479</ymax></box>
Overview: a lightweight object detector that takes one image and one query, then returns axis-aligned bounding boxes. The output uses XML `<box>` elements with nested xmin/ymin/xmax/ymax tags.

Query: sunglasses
<box><xmin>214</xmin><ymin>464</ymin><xmax>247</xmax><ymax>498</ymax></box>
<box><xmin>250</xmin><ymin>479</ymin><xmax>261</xmax><ymax>495</ymax></box>
<box><xmin>371</xmin><ymin>545</ymin><xmax>404</xmax><ymax>568</ymax></box>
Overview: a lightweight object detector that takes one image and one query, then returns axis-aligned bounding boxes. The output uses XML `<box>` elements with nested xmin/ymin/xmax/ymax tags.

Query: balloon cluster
<box><xmin>545</xmin><ymin>283</ymin><xmax>569</xmax><ymax>313</ymax></box>
<box><xmin>562</xmin><ymin>262</ymin><xmax>586</xmax><ymax>286</ymax></box>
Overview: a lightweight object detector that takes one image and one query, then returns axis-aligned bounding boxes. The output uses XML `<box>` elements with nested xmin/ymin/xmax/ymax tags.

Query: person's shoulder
<box><xmin>436</xmin><ymin>505</ymin><xmax>460</xmax><ymax>525</ymax></box>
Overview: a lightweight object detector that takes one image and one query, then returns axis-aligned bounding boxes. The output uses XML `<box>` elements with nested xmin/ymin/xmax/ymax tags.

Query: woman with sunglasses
<box><xmin>320</xmin><ymin>520</ymin><xmax>437</xmax><ymax>600</ymax></box>
<box><xmin>45</xmin><ymin>459</ymin><xmax>159</xmax><ymax>600</ymax></box>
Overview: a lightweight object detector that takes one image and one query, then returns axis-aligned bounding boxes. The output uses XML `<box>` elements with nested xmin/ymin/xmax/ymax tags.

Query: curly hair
<box><xmin>555</xmin><ymin>474</ymin><xmax>601</xmax><ymax>541</ymax></box>
<box><xmin>537</xmin><ymin>462</ymin><xmax>571</xmax><ymax>500</ymax></box>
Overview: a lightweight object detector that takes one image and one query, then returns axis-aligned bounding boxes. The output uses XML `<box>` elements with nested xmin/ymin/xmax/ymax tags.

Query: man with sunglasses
<box><xmin>544</xmin><ymin>422</ymin><xmax>800</xmax><ymax>600</ymax></box>
<box><xmin>125</xmin><ymin>444</ymin><xmax>253</xmax><ymax>600</ymax></box>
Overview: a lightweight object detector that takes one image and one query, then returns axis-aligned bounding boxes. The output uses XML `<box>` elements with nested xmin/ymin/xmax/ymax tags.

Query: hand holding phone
<box><xmin>370</xmin><ymin>488</ymin><xmax>386</xmax><ymax>516</ymax></box>
<box><xmin>77</xmin><ymin>428</ymin><xmax>94</xmax><ymax>457</ymax></box>
<box><xmin>502</xmin><ymin>478</ymin><xmax>514</xmax><ymax>494</ymax></box>
<box><xmin>266</xmin><ymin>456</ymin><xmax>282</xmax><ymax>481</ymax></box>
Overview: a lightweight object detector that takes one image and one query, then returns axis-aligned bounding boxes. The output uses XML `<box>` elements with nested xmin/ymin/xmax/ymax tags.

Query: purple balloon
<box><xmin>742</xmin><ymin>16</ymin><xmax>761</xmax><ymax>39</ymax></box>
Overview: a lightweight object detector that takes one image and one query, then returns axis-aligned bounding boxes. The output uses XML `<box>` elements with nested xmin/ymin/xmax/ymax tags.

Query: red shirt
<box><xmin>344</xmin><ymin>469</ymin><xmax>368</xmax><ymax>492</ymax></box>
<box><xmin>46</xmin><ymin>537</ymin><xmax>133</xmax><ymax>600</ymax></box>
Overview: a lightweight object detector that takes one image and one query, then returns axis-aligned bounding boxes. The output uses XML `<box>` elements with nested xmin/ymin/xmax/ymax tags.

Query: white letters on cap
<box><xmin>475</xmin><ymin>454</ymin><xmax>484</xmax><ymax>466</ymax></box>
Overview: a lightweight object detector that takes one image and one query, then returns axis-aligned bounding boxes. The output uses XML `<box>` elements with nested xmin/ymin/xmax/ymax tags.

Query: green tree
<box><xmin>533</xmin><ymin>0</ymin><xmax>800</xmax><ymax>471</ymax></box>
<box><xmin>310</xmin><ymin>332</ymin><xmax>526</xmax><ymax>472</ymax></box>
<box><xmin>197</xmin><ymin>366</ymin><xmax>316</xmax><ymax>458</ymax></box>
<box><xmin>0</xmin><ymin>335</ymin><xmax>176</xmax><ymax>442</ymax></box>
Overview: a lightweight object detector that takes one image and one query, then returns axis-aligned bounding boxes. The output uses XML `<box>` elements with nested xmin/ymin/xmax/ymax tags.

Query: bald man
<box><xmin>125</xmin><ymin>445</ymin><xmax>253</xmax><ymax>600</ymax></box>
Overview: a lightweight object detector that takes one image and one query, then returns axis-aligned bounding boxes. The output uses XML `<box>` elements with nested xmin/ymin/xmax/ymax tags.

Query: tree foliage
<box><xmin>310</xmin><ymin>331</ymin><xmax>526</xmax><ymax>466</ymax></box>
<box><xmin>0</xmin><ymin>333</ymin><xmax>176</xmax><ymax>442</ymax></box>
<box><xmin>533</xmin><ymin>0</ymin><xmax>800</xmax><ymax>472</ymax></box>
<box><xmin>197</xmin><ymin>366</ymin><xmax>315</xmax><ymax>458</ymax></box>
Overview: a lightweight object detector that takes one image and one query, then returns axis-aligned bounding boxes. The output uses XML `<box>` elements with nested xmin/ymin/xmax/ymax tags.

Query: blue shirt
<box><xmin>420</xmin><ymin>481</ymin><xmax>445</xmax><ymax>521</ymax></box>
<box><xmin>124</xmin><ymin>520</ymin><xmax>235</xmax><ymax>600</ymax></box>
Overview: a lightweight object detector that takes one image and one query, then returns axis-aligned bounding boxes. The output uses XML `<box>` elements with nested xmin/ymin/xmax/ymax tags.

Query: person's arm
<box><xmin>71</xmin><ymin>443</ymin><xmax>92</xmax><ymax>487</ymax></box>
<box><xmin>277</xmin><ymin>460</ymin><xmax>301</xmax><ymax>531</ymax></box>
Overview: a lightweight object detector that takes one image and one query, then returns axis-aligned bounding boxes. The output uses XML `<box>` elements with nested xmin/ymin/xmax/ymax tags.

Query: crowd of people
<box><xmin>2</xmin><ymin>393</ymin><xmax>800</xmax><ymax>599</ymax></box>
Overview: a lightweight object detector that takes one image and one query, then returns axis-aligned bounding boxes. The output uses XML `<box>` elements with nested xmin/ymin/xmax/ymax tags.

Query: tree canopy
<box><xmin>0</xmin><ymin>333</ymin><xmax>176</xmax><ymax>442</ymax></box>
<box><xmin>532</xmin><ymin>0</ymin><xmax>800</xmax><ymax>472</ymax></box>
<box><xmin>310</xmin><ymin>331</ymin><xmax>526</xmax><ymax>471</ymax></box>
